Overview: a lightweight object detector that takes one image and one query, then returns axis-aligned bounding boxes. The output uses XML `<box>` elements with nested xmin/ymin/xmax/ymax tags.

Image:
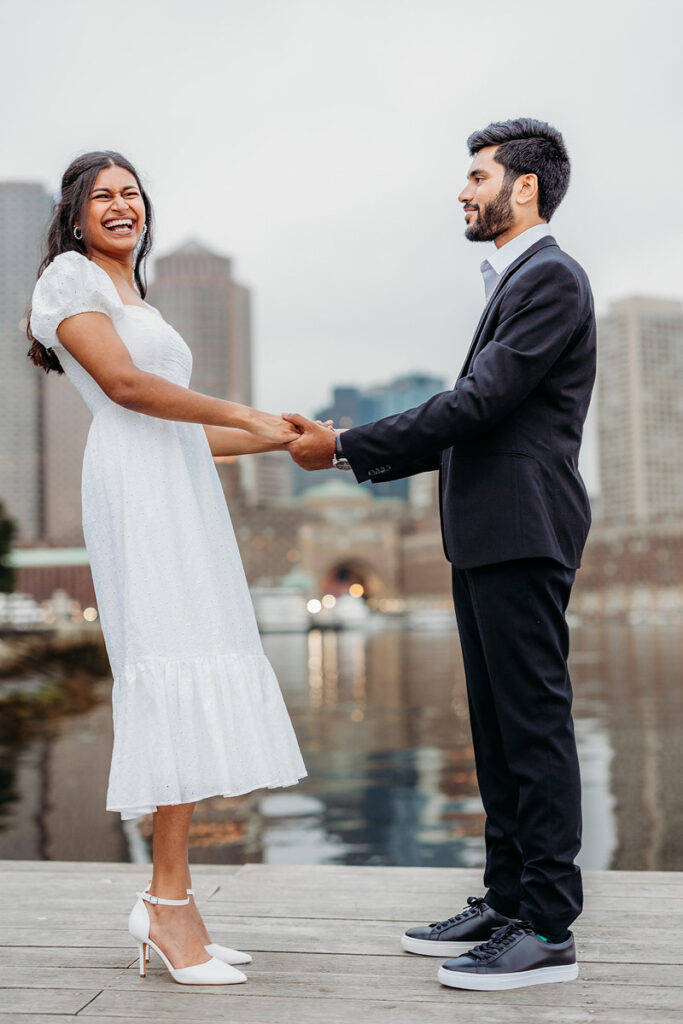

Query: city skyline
<box><xmin>2</xmin><ymin>179</ymin><xmax>681</xmax><ymax>519</ymax></box>
<box><xmin>5</xmin><ymin>193</ymin><xmax>678</xmax><ymax>501</ymax></box>
<box><xmin>1</xmin><ymin>0</ymin><xmax>681</xmax><ymax>503</ymax></box>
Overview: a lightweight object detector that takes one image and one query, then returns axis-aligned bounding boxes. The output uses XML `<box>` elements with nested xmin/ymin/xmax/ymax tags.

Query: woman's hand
<box><xmin>247</xmin><ymin>410</ymin><xmax>302</xmax><ymax>445</ymax></box>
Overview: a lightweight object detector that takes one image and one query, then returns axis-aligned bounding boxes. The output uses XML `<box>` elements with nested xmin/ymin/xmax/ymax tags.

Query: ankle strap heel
<box><xmin>137</xmin><ymin>890</ymin><xmax>190</xmax><ymax>906</ymax></box>
<box><xmin>128</xmin><ymin>888</ymin><xmax>246</xmax><ymax>985</ymax></box>
<box><xmin>140</xmin><ymin>880</ymin><xmax>251</xmax><ymax>967</ymax></box>
<box><xmin>143</xmin><ymin>879</ymin><xmax>194</xmax><ymax>896</ymax></box>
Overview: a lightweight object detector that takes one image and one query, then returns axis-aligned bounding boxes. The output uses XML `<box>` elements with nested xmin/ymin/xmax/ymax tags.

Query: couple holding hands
<box><xmin>27</xmin><ymin>115</ymin><xmax>595</xmax><ymax>992</ymax></box>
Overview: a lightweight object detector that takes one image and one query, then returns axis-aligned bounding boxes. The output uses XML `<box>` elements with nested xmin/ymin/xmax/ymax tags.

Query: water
<box><xmin>0</xmin><ymin>618</ymin><xmax>681</xmax><ymax>870</ymax></box>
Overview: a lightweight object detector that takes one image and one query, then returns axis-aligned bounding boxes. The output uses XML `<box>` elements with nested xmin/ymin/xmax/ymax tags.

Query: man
<box><xmin>285</xmin><ymin>118</ymin><xmax>595</xmax><ymax>991</ymax></box>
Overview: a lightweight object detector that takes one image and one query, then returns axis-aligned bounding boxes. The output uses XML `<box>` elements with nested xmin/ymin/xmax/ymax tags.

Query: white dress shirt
<box><xmin>480</xmin><ymin>222</ymin><xmax>553</xmax><ymax>302</ymax></box>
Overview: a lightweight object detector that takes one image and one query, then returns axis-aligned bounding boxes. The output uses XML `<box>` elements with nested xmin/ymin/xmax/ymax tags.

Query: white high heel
<box><xmin>128</xmin><ymin>890</ymin><xmax>247</xmax><ymax>985</ymax></box>
<box><xmin>142</xmin><ymin>881</ymin><xmax>252</xmax><ymax>965</ymax></box>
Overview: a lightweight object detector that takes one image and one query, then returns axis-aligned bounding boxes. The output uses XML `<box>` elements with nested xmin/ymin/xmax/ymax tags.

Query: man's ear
<box><xmin>516</xmin><ymin>173</ymin><xmax>539</xmax><ymax>209</ymax></box>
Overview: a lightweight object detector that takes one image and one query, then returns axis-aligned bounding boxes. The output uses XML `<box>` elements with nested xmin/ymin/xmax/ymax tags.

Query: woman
<box><xmin>27</xmin><ymin>151</ymin><xmax>307</xmax><ymax>986</ymax></box>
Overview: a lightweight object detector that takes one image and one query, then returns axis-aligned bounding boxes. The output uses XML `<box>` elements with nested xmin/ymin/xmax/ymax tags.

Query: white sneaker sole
<box><xmin>402</xmin><ymin>934</ymin><xmax>474</xmax><ymax>957</ymax></box>
<box><xmin>438</xmin><ymin>962</ymin><xmax>579</xmax><ymax>990</ymax></box>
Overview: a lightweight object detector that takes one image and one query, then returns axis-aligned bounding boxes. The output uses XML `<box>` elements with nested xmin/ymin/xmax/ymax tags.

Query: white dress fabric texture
<box><xmin>30</xmin><ymin>251</ymin><xmax>307</xmax><ymax>820</ymax></box>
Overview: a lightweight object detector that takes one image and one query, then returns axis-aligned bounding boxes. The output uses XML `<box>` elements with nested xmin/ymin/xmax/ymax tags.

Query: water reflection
<box><xmin>0</xmin><ymin>619</ymin><xmax>681</xmax><ymax>870</ymax></box>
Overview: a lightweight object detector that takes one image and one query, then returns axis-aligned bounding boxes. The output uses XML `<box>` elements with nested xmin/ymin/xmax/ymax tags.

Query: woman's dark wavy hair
<box><xmin>467</xmin><ymin>118</ymin><xmax>570</xmax><ymax>222</ymax></box>
<box><xmin>26</xmin><ymin>150</ymin><xmax>154</xmax><ymax>374</ymax></box>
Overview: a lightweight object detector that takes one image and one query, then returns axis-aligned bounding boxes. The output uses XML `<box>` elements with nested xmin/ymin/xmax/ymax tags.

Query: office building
<box><xmin>239</xmin><ymin>451</ymin><xmax>294</xmax><ymax>505</ymax></box>
<box><xmin>597</xmin><ymin>297</ymin><xmax>683</xmax><ymax>523</ymax></box>
<box><xmin>148</xmin><ymin>240</ymin><xmax>252</xmax><ymax>406</ymax></box>
<box><xmin>0</xmin><ymin>183</ymin><xmax>53</xmax><ymax>542</ymax></box>
<box><xmin>42</xmin><ymin>369</ymin><xmax>93</xmax><ymax>545</ymax></box>
<box><xmin>307</xmin><ymin>373</ymin><xmax>446</xmax><ymax>499</ymax></box>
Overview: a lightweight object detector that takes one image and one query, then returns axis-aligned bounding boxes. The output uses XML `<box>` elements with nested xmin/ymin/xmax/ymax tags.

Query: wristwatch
<box><xmin>332</xmin><ymin>432</ymin><xmax>352</xmax><ymax>471</ymax></box>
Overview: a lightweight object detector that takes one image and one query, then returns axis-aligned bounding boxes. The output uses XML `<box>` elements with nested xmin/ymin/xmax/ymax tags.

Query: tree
<box><xmin>0</xmin><ymin>500</ymin><xmax>17</xmax><ymax>593</ymax></box>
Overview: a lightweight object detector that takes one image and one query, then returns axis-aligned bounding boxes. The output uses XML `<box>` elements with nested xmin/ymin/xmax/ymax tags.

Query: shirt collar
<box><xmin>483</xmin><ymin>222</ymin><xmax>554</xmax><ymax>277</ymax></box>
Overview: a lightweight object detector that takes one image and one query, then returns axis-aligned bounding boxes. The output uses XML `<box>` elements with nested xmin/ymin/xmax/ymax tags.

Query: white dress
<box><xmin>30</xmin><ymin>251</ymin><xmax>307</xmax><ymax>820</ymax></box>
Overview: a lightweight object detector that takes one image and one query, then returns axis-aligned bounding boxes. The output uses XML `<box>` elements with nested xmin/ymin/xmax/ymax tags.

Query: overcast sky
<box><xmin>3</xmin><ymin>0</ymin><xmax>682</xmax><ymax>492</ymax></box>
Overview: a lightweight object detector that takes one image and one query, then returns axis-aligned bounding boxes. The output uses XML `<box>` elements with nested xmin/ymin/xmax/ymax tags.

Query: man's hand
<box><xmin>283</xmin><ymin>413</ymin><xmax>338</xmax><ymax>470</ymax></box>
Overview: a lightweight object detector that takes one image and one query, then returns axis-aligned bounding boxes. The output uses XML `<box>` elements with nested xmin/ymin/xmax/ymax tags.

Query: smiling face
<box><xmin>458</xmin><ymin>146</ymin><xmax>517</xmax><ymax>243</ymax></box>
<box><xmin>79</xmin><ymin>164</ymin><xmax>146</xmax><ymax>258</ymax></box>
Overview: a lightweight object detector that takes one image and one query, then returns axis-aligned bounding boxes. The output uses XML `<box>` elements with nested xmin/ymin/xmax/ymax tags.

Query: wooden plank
<box><xmin>198</xmin><ymin>901</ymin><xmax>683</xmax><ymax>927</ymax></box>
<box><xmin>12</xmin><ymin>957</ymin><xmax>683</xmax><ymax>1001</ymax></box>
<box><xmin>0</xmin><ymin>860</ymin><xmax>152</xmax><ymax>874</ymax></box>
<box><xmin>3</xmin><ymin>1012</ymin><xmax>683</xmax><ymax>1024</ymax></box>
<box><xmin>0</xmin><ymin>987</ymin><xmax>101</xmax><ymax>1015</ymax></box>
<box><xmin>10</xmin><ymin>1017</ymin><xmax>681</xmax><ymax>1024</ymax></box>
<box><xmin>0</xmin><ymin>1019</ymin><xmax>97</xmax><ymax>1024</ymax></box>
<box><xmin>65</xmin><ymin>960</ymin><xmax>683</xmax><ymax>1011</ymax></box>
<box><xmin>2</xmin><ymin>899</ymin><xmax>681</xmax><ymax>931</ymax></box>
<box><xmin>6</xmin><ymin>877</ymin><xmax>683</xmax><ymax>909</ymax></box>
<box><xmin>1</xmin><ymin>922</ymin><xmax>681</xmax><ymax>964</ymax></box>
<box><xmin>182</xmin><ymin>951</ymin><xmax>683</xmax><ymax>987</ymax></box>
<box><xmin>4</xmin><ymin>861</ymin><xmax>681</xmax><ymax>887</ymax></box>
<box><xmin>4</xmin><ymin>880</ymin><xmax>682</xmax><ymax>912</ymax></box>
<box><xmin>0</xmin><ymin>1019</ymin><xmax>86</xmax><ymax>1024</ymax></box>
<box><xmin>4</xmin><ymin>860</ymin><xmax>680</xmax><ymax>898</ymax></box>
<box><xmin>0</xmin><ymin>947</ymin><xmax>133</xmax><ymax>969</ymax></box>
<box><xmin>4</xmin><ymin>869</ymin><xmax>683</xmax><ymax>906</ymax></box>
<box><xmin>0</xmin><ymin>1019</ymin><xmax>89</xmax><ymax>1024</ymax></box>
<box><xmin>2</xmin><ymin>946</ymin><xmax>679</xmax><ymax>987</ymax></box>
<box><xmin>75</xmin><ymin>990</ymin><xmax>683</xmax><ymax>1023</ymax></box>
<box><xmin>0</xmin><ymin>966</ymin><xmax>127</xmax><ymax>988</ymax></box>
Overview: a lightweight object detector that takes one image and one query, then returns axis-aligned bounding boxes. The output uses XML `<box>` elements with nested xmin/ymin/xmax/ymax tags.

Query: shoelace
<box><xmin>430</xmin><ymin>896</ymin><xmax>488</xmax><ymax>933</ymax></box>
<box><xmin>465</xmin><ymin>920</ymin><xmax>536</xmax><ymax>961</ymax></box>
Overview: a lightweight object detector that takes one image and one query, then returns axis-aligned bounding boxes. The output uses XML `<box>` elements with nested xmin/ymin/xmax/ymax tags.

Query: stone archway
<box><xmin>320</xmin><ymin>559</ymin><xmax>386</xmax><ymax>600</ymax></box>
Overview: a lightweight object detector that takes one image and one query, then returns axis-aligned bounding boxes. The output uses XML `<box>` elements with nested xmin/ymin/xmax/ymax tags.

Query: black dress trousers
<box><xmin>451</xmin><ymin>557</ymin><xmax>583</xmax><ymax>936</ymax></box>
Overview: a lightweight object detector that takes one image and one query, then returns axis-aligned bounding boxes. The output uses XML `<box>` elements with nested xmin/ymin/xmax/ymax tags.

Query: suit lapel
<box><xmin>458</xmin><ymin>236</ymin><xmax>559</xmax><ymax>379</ymax></box>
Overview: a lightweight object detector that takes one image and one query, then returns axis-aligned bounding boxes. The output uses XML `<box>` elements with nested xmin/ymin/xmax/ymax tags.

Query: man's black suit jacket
<box><xmin>340</xmin><ymin>236</ymin><xmax>597</xmax><ymax>570</ymax></box>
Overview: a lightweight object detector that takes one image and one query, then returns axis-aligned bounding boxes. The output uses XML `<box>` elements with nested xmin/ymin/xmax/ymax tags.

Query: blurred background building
<box><xmin>597</xmin><ymin>297</ymin><xmax>683</xmax><ymax>525</ymax></box>
<box><xmin>289</xmin><ymin>372</ymin><xmax>448</xmax><ymax>500</ymax></box>
<box><xmin>315</xmin><ymin>374</ymin><xmax>447</xmax><ymax>429</ymax></box>
<box><xmin>0</xmin><ymin>182</ymin><xmax>52</xmax><ymax>542</ymax></box>
<box><xmin>146</xmin><ymin>239</ymin><xmax>297</xmax><ymax>508</ymax></box>
<box><xmin>148</xmin><ymin>240</ymin><xmax>252</xmax><ymax>407</ymax></box>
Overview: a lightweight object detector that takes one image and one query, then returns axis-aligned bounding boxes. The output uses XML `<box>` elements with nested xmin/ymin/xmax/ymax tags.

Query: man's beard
<box><xmin>465</xmin><ymin>176</ymin><xmax>515</xmax><ymax>242</ymax></box>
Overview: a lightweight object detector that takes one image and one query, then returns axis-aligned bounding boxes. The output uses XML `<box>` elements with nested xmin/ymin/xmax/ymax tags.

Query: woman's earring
<box><xmin>140</xmin><ymin>224</ymin><xmax>147</xmax><ymax>236</ymax></box>
<box><xmin>73</xmin><ymin>225</ymin><xmax>83</xmax><ymax>240</ymax></box>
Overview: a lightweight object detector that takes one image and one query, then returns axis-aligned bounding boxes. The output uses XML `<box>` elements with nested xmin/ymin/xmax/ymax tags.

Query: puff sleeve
<box><xmin>29</xmin><ymin>251</ymin><xmax>122</xmax><ymax>350</ymax></box>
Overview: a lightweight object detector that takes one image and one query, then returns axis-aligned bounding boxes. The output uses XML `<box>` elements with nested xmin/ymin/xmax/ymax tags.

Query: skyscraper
<box><xmin>148</xmin><ymin>240</ymin><xmax>252</xmax><ymax>406</ymax></box>
<box><xmin>597</xmin><ymin>296</ymin><xmax>683</xmax><ymax>523</ymax></box>
<box><xmin>0</xmin><ymin>183</ymin><xmax>52</xmax><ymax>542</ymax></box>
<box><xmin>42</xmin><ymin>365</ymin><xmax>93</xmax><ymax>546</ymax></box>
<box><xmin>315</xmin><ymin>374</ymin><xmax>447</xmax><ymax>430</ymax></box>
<box><xmin>309</xmin><ymin>373</ymin><xmax>447</xmax><ymax>499</ymax></box>
<box><xmin>148</xmin><ymin>239</ymin><xmax>266</xmax><ymax>503</ymax></box>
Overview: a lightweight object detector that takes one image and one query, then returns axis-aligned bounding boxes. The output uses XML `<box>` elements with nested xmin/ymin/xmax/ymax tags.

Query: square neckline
<box><xmin>86</xmin><ymin>254</ymin><xmax>160</xmax><ymax>316</ymax></box>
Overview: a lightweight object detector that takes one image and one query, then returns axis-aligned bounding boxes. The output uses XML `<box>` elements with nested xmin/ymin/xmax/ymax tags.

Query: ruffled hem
<box><xmin>104</xmin><ymin>650</ymin><xmax>307</xmax><ymax>821</ymax></box>
<box><xmin>109</xmin><ymin>775</ymin><xmax>307</xmax><ymax>821</ymax></box>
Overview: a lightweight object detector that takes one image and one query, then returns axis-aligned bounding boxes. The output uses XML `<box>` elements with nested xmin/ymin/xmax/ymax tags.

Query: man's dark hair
<box><xmin>467</xmin><ymin>118</ymin><xmax>570</xmax><ymax>221</ymax></box>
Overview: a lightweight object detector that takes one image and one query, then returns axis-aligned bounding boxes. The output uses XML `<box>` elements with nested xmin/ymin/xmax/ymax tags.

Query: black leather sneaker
<box><xmin>437</xmin><ymin>920</ymin><xmax>578</xmax><ymax>990</ymax></box>
<box><xmin>401</xmin><ymin>896</ymin><xmax>516</xmax><ymax>956</ymax></box>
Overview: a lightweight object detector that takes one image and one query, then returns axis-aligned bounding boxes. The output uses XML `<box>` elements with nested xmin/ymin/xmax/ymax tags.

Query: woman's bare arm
<box><xmin>203</xmin><ymin>425</ymin><xmax>289</xmax><ymax>456</ymax></box>
<box><xmin>56</xmin><ymin>311</ymin><xmax>298</xmax><ymax>444</ymax></box>
<box><xmin>204</xmin><ymin>417</ymin><xmax>337</xmax><ymax>457</ymax></box>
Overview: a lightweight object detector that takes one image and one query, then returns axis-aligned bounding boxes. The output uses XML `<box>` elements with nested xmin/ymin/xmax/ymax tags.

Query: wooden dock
<box><xmin>1</xmin><ymin>860</ymin><xmax>682</xmax><ymax>1023</ymax></box>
